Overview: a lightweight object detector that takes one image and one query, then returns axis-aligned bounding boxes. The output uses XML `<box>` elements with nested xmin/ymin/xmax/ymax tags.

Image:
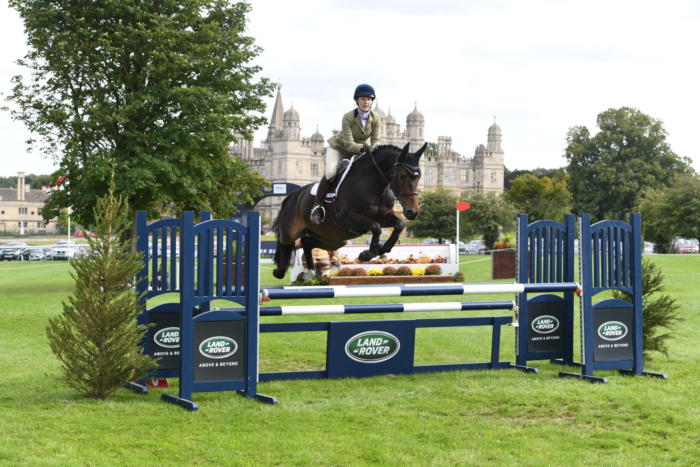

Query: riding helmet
<box><xmin>353</xmin><ymin>83</ymin><xmax>376</xmax><ymax>100</ymax></box>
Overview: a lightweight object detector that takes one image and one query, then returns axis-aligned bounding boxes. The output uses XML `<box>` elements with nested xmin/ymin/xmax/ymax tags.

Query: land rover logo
<box><xmin>153</xmin><ymin>327</ymin><xmax>180</xmax><ymax>348</ymax></box>
<box><xmin>598</xmin><ymin>321</ymin><xmax>628</xmax><ymax>341</ymax></box>
<box><xmin>198</xmin><ymin>336</ymin><xmax>238</xmax><ymax>359</ymax></box>
<box><xmin>531</xmin><ymin>315</ymin><xmax>560</xmax><ymax>334</ymax></box>
<box><xmin>345</xmin><ymin>331</ymin><xmax>400</xmax><ymax>363</ymax></box>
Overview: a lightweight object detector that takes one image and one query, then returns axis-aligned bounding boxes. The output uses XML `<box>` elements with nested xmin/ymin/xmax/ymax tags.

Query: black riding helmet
<box><xmin>353</xmin><ymin>83</ymin><xmax>376</xmax><ymax>100</ymax></box>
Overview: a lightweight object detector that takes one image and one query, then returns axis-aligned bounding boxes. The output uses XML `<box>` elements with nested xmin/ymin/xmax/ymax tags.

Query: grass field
<box><xmin>1</xmin><ymin>255</ymin><xmax>699</xmax><ymax>465</ymax></box>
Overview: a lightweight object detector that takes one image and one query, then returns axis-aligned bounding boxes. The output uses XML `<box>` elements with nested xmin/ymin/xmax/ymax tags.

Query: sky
<box><xmin>1</xmin><ymin>0</ymin><xmax>699</xmax><ymax>177</ymax></box>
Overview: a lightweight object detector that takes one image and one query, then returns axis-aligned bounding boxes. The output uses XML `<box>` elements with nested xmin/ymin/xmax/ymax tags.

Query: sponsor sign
<box><xmin>148</xmin><ymin>311</ymin><xmax>180</xmax><ymax>370</ymax></box>
<box><xmin>344</xmin><ymin>331</ymin><xmax>400</xmax><ymax>363</ymax></box>
<box><xmin>327</xmin><ymin>321</ymin><xmax>415</xmax><ymax>378</ymax></box>
<box><xmin>194</xmin><ymin>320</ymin><xmax>245</xmax><ymax>382</ymax></box>
<box><xmin>593</xmin><ymin>305</ymin><xmax>634</xmax><ymax>362</ymax></box>
<box><xmin>526</xmin><ymin>298</ymin><xmax>565</xmax><ymax>354</ymax></box>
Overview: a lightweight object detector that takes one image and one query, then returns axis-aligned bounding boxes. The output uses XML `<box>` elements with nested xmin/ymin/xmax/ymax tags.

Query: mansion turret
<box><xmin>230</xmin><ymin>89</ymin><xmax>505</xmax><ymax>224</ymax></box>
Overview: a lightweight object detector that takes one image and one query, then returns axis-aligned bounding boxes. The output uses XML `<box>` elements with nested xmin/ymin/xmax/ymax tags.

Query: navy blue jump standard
<box><xmin>129</xmin><ymin>209</ymin><xmax>665</xmax><ymax>411</ymax></box>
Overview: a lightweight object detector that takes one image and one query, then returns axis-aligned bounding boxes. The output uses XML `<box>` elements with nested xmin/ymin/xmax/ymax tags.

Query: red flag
<box><xmin>456</xmin><ymin>201</ymin><xmax>470</xmax><ymax>211</ymax></box>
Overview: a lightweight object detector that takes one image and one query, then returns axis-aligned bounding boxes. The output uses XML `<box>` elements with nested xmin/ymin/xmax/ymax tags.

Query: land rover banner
<box><xmin>593</xmin><ymin>305</ymin><xmax>634</xmax><ymax>362</ymax></box>
<box><xmin>193</xmin><ymin>320</ymin><xmax>245</xmax><ymax>382</ymax></box>
<box><xmin>148</xmin><ymin>312</ymin><xmax>180</xmax><ymax>370</ymax></box>
<box><xmin>527</xmin><ymin>299</ymin><xmax>565</xmax><ymax>353</ymax></box>
<box><xmin>327</xmin><ymin>320</ymin><xmax>415</xmax><ymax>378</ymax></box>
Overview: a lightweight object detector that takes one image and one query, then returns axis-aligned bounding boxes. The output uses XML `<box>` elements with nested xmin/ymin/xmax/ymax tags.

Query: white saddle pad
<box><xmin>310</xmin><ymin>182</ymin><xmax>319</xmax><ymax>196</ymax></box>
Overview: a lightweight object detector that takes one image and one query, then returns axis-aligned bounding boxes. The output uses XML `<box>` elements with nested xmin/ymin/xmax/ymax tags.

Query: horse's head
<box><xmin>391</xmin><ymin>142</ymin><xmax>426</xmax><ymax>220</ymax></box>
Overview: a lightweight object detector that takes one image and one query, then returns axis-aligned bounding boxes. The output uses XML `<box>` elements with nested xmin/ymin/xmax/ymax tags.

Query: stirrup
<box><xmin>310</xmin><ymin>204</ymin><xmax>325</xmax><ymax>224</ymax></box>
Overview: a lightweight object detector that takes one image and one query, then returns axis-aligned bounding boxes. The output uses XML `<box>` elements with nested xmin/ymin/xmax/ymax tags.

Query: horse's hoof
<box><xmin>272</xmin><ymin>268</ymin><xmax>285</xmax><ymax>279</ymax></box>
<box><xmin>358</xmin><ymin>250</ymin><xmax>373</xmax><ymax>262</ymax></box>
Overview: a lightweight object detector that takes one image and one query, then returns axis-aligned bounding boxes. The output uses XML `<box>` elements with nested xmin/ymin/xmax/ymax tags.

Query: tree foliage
<box><xmin>613</xmin><ymin>259</ymin><xmax>682</xmax><ymax>360</ymax></box>
<box><xmin>408</xmin><ymin>189</ymin><xmax>457</xmax><ymax>242</ymax></box>
<box><xmin>504</xmin><ymin>173</ymin><xmax>571</xmax><ymax>222</ymax></box>
<box><xmin>504</xmin><ymin>167</ymin><xmax>566</xmax><ymax>190</ymax></box>
<box><xmin>564</xmin><ymin>107</ymin><xmax>691</xmax><ymax>221</ymax></box>
<box><xmin>638</xmin><ymin>172</ymin><xmax>700</xmax><ymax>246</ymax></box>
<box><xmin>46</xmin><ymin>179</ymin><xmax>157</xmax><ymax>399</ymax></box>
<box><xmin>459</xmin><ymin>191</ymin><xmax>516</xmax><ymax>249</ymax></box>
<box><xmin>8</xmin><ymin>0</ymin><xmax>274</xmax><ymax>227</ymax></box>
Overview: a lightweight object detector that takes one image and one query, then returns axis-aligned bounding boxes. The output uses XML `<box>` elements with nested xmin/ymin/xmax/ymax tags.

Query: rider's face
<box><xmin>356</xmin><ymin>96</ymin><xmax>373</xmax><ymax>112</ymax></box>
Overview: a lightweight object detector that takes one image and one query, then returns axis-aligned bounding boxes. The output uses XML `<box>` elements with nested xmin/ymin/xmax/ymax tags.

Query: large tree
<box><xmin>408</xmin><ymin>189</ymin><xmax>458</xmax><ymax>242</ymax></box>
<box><xmin>505</xmin><ymin>173</ymin><xmax>571</xmax><ymax>222</ymax></box>
<box><xmin>8</xmin><ymin>0</ymin><xmax>273</xmax><ymax>226</ymax></box>
<box><xmin>564</xmin><ymin>107</ymin><xmax>691</xmax><ymax>221</ymax></box>
<box><xmin>638</xmin><ymin>172</ymin><xmax>700</xmax><ymax>247</ymax></box>
<box><xmin>459</xmin><ymin>191</ymin><xmax>516</xmax><ymax>249</ymax></box>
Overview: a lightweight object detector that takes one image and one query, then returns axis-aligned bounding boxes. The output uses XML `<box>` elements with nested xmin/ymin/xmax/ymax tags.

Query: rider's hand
<box><xmin>362</xmin><ymin>143</ymin><xmax>371</xmax><ymax>153</ymax></box>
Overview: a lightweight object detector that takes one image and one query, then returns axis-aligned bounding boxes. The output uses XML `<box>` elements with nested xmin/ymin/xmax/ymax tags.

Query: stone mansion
<box><xmin>230</xmin><ymin>90</ymin><xmax>505</xmax><ymax>222</ymax></box>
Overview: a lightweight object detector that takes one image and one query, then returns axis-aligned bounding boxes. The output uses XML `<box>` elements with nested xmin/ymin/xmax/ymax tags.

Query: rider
<box><xmin>309</xmin><ymin>83</ymin><xmax>382</xmax><ymax>225</ymax></box>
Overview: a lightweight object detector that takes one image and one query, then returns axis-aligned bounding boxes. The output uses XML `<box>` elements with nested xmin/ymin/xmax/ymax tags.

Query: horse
<box><xmin>271</xmin><ymin>142</ymin><xmax>426</xmax><ymax>280</ymax></box>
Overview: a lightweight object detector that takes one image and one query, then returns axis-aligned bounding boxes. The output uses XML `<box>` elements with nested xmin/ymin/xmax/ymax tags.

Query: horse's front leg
<box><xmin>378</xmin><ymin>213</ymin><xmax>405</xmax><ymax>255</ymax></box>
<box><xmin>342</xmin><ymin>212</ymin><xmax>382</xmax><ymax>262</ymax></box>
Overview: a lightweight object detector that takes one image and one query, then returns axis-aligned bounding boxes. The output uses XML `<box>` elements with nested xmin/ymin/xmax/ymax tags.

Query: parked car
<box><xmin>23</xmin><ymin>246</ymin><xmax>54</xmax><ymax>261</ymax></box>
<box><xmin>51</xmin><ymin>243</ymin><xmax>86</xmax><ymax>260</ymax></box>
<box><xmin>671</xmin><ymin>237</ymin><xmax>699</xmax><ymax>254</ymax></box>
<box><xmin>464</xmin><ymin>239</ymin><xmax>487</xmax><ymax>255</ymax></box>
<box><xmin>1</xmin><ymin>242</ymin><xmax>29</xmax><ymax>261</ymax></box>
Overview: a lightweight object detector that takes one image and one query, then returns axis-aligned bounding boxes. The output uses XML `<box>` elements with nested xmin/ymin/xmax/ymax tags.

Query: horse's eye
<box><xmin>400</xmin><ymin>174</ymin><xmax>407</xmax><ymax>180</ymax></box>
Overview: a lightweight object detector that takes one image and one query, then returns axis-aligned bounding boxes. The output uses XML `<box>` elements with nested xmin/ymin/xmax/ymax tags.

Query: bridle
<box><xmin>368</xmin><ymin>151</ymin><xmax>421</xmax><ymax>200</ymax></box>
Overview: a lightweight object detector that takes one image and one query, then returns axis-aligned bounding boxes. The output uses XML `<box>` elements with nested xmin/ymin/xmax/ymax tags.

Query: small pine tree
<box><xmin>613</xmin><ymin>258</ymin><xmax>683</xmax><ymax>361</ymax></box>
<box><xmin>46</xmin><ymin>180</ymin><xmax>157</xmax><ymax>399</ymax></box>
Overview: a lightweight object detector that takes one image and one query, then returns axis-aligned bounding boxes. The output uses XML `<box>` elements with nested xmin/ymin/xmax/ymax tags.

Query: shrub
<box><xmin>382</xmin><ymin>266</ymin><xmax>398</xmax><ymax>276</ymax></box>
<box><xmin>337</xmin><ymin>267</ymin><xmax>354</xmax><ymax>277</ymax></box>
<box><xmin>45</xmin><ymin>179</ymin><xmax>157</xmax><ymax>399</ymax></box>
<box><xmin>612</xmin><ymin>258</ymin><xmax>683</xmax><ymax>360</ymax></box>
<box><xmin>368</xmin><ymin>269</ymin><xmax>383</xmax><ymax>276</ymax></box>
<box><xmin>412</xmin><ymin>267</ymin><xmax>425</xmax><ymax>276</ymax></box>
<box><xmin>453</xmin><ymin>271</ymin><xmax>465</xmax><ymax>282</ymax></box>
<box><xmin>396</xmin><ymin>266</ymin><xmax>412</xmax><ymax>276</ymax></box>
<box><xmin>425</xmin><ymin>264</ymin><xmax>442</xmax><ymax>275</ymax></box>
<box><xmin>351</xmin><ymin>267</ymin><xmax>368</xmax><ymax>276</ymax></box>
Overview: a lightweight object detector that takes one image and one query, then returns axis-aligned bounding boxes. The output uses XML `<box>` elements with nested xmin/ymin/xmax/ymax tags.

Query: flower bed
<box><xmin>329</xmin><ymin>275</ymin><xmax>456</xmax><ymax>285</ymax></box>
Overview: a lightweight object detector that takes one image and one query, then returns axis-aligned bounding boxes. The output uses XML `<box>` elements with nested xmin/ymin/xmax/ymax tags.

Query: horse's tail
<box><xmin>271</xmin><ymin>194</ymin><xmax>294</xmax><ymax>279</ymax></box>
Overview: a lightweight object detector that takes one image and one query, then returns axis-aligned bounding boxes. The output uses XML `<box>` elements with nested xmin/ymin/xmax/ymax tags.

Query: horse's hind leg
<box><xmin>300</xmin><ymin>236</ymin><xmax>321</xmax><ymax>279</ymax></box>
<box><xmin>272</xmin><ymin>242</ymin><xmax>295</xmax><ymax>279</ymax></box>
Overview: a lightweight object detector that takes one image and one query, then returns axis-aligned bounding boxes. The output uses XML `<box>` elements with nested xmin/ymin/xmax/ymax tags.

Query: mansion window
<box><xmin>425</xmin><ymin>168</ymin><xmax>433</xmax><ymax>183</ymax></box>
<box><xmin>19</xmin><ymin>207</ymin><xmax>28</xmax><ymax>215</ymax></box>
<box><xmin>460</xmin><ymin>170</ymin><xmax>467</xmax><ymax>184</ymax></box>
<box><xmin>296</xmin><ymin>161</ymin><xmax>303</xmax><ymax>176</ymax></box>
<box><xmin>311</xmin><ymin>162</ymin><xmax>319</xmax><ymax>177</ymax></box>
<box><xmin>491</xmin><ymin>172</ymin><xmax>496</xmax><ymax>183</ymax></box>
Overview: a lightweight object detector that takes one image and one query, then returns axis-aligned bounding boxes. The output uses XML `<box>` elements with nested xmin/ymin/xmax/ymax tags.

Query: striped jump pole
<box><xmin>219</xmin><ymin>300</ymin><xmax>516</xmax><ymax>316</ymax></box>
<box><xmin>262</xmin><ymin>282</ymin><xmax>580</xmax><ymax>300</ymax></box>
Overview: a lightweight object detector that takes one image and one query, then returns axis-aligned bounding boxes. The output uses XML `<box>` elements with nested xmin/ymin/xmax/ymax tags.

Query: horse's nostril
<box><xmin>406</xmin><ymin>210</ymin><xmax>416</xmax><ymax>220</ymax></box>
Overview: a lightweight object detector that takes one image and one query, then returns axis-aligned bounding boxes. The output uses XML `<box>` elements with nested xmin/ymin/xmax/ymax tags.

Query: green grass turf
<box><xmin>0</xmin><ymin>255</ymin><xmax>698</xmax><ymax>465</ymax></box>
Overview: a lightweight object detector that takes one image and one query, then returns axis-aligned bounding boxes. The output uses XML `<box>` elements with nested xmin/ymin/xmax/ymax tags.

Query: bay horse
<box><xmin>272</xmin><ymin>142</ymin><xmax>426</xmax><ymax>279</ymax></box>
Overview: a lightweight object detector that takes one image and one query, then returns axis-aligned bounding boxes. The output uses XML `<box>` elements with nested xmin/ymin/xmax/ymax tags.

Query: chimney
<box><xmin>17</xmin><ymin>172</ymin><xmax>25</xmax><ymax>201</ymax></box>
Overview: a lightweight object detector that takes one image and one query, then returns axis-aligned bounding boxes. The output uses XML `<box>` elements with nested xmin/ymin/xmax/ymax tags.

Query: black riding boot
<box><xmin>310</xmin><ymin>176</ymin><xmax>331</xmax><ymax>224</ymax></box>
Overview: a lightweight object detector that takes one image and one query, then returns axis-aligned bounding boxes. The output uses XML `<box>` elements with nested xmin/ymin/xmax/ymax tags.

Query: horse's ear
<box><xmin>398</xmin><ymin>142</ymin><xmax>410</xmax><ymax>162</ymax></box>
<box><xmin>414</xmin><ymin>142</ymin><xmax>428</xmax><ymax>160</ymax></box>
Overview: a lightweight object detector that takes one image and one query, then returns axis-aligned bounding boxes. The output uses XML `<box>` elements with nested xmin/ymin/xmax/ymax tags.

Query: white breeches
<box><xmin>325</xmin><ymin>147</ymin><xmax>342</xmax><ymax>179</ymax></box>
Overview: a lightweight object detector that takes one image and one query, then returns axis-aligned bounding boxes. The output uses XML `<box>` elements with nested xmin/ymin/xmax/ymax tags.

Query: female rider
<box><xmin>310</xmin><ymin>83</ymin><xmax>382</xmax><ymax>224</ymax></box>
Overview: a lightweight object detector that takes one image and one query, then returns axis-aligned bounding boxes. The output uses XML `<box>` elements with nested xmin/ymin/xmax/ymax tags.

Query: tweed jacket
<box><xmin>327</xmin><ymin>109</ymin><xmax>382</xmax><ymax>156</ymax></box>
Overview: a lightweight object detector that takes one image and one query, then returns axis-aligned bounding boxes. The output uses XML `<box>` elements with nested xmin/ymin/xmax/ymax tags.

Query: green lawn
<box><xmin>0</xmin><ymin>255</ymin><xmax>698</xmax><ymax>465</ymax></box>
